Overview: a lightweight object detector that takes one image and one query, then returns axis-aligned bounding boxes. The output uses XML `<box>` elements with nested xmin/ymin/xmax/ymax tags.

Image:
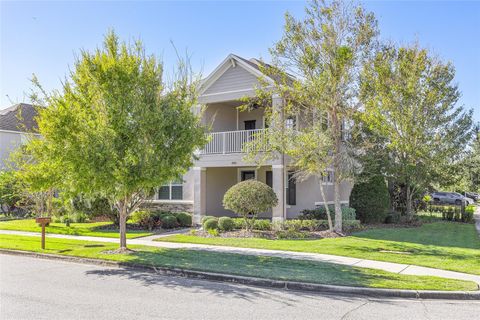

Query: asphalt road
<box><xmin>1</xmin><ymin>254</ymin><xmax>479</xmax><ymax>320</ymax></box>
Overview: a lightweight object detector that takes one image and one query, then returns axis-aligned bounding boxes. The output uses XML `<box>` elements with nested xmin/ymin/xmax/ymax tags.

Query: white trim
<box><xmin>315</xmin><ymin>201</ymin><xmax>349</xmax><ymax>206</ymax></box>
<box><xmin>198</xmin><ymin>54</ymin><xmax>275</xmax><ymax>96</ymax></box>
<box><xmin>200</xmin><ymin>88</ymin><xmax>256</xmax><ymax>98</ymax></box>
<box><xmin>149</xmin><ymin>200</ymin><xmax>193</xmax><ymax>204</ymax></box>
<box><xmin>272</xmin><ymin>164</ymin><xmax>284</xmax><ymax>169</ymax></box>
<box><xmin>237</xmin><ymin>167</ymin><xmax>258</xmax><ymax>182</ymax></box>
<box><xmin>0</xmin><ymin>129</ymin><xmax>41</xmax><ymax>136</ymax></box>
<box><xmin>193</xmin><ymin>167</ymin><xmax>207</xmax><ymax>171</ymax></box>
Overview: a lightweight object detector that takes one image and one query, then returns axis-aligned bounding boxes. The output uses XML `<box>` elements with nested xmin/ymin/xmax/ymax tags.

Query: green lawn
<box><xmin>0</xmin><ymin>234</ymin><xmax>477</xmax><ymax>291</ymax></box>
<box><xmin>0</xmin><ymin>219</ymin><xmax>153</xmax><ymax>239</ymax></box>
<box><xmin>157</xmin><ymin>222</ymin><xmax>480</xmax><ymax>275</ymax></box>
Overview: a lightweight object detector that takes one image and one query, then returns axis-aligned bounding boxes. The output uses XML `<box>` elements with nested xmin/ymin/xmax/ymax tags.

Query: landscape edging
<box><xmin>1</xmin><ymin>248</ymin><xmax>479</xmax><ymax>300</ymax></box>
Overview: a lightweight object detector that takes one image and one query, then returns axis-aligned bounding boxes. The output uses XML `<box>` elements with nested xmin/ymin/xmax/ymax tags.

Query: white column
<box><xmin>272</xmin><ymin>164</ymin><xmax>286</xmax><ymax>222</ymax></box>
<box><xmin>193</xmin><ymin>167</ymin><xmax>207</xmax><ymax>225</ymax></box>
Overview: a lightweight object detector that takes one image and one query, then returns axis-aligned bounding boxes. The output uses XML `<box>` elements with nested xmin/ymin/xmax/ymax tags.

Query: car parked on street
<box><xmin>431</xmin><ymin>192</ymin><xmax>474</xmax><ymax>205</ymax></box>
<box><xmin>464</xmin><ymin>192</ymin><xmax>479</xmax><ymax>202</ymax></box>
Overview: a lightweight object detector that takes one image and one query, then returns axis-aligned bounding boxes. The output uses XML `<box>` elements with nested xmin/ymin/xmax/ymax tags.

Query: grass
<box><xmin>157</xmin><ymin>222</ymin><xmax>480</xmax><ymax>275</ymax></box>
<box><xmin>0</xmin><ymin>234</ymin><xmax>477</xmax><ymax>291</ymax></box>
<box><xmin>0</xmin><ymin>219</ymin><xmax>153</xmax><ymax>239</ymax></box>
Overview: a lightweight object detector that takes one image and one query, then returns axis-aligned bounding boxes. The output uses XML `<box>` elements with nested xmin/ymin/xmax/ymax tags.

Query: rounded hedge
<box><xmin>203</xmin><ymin>218</ymin><xmax>218</xmax><ymax>231</ymax></box>
<box><xmin>218</xmin><ymin>217</ymin><xmax>235</xmax><ymax>231</ymax></box>
<box><xmin>223</xmin><ymin>180</ymin><xmax>278</xmax><ymax>217</ymax></box>
<box><xmin>160</xmin><ymin>215</ymin><xmax>178</xmax><ymax>229</ymax></box>
<box><xmin>201</xmin><ymin>216</ymin><xmax>217</xmax><ymax>224</ymax></box>
<box><xmin>350</xmin><ymin>175</ymin><xmax>390</xmax><ymax>223</ymax></box>
<box><xmin>176</xmin><ymin>212</ymin><xmax>192</xmax><ymax>227</ymax></box>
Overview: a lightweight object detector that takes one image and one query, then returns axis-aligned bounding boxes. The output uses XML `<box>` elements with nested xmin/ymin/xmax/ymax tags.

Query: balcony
<box><xmin>200</xmin><ymin>129</ymin><xmax>268</xmax><ymax>155</ymax></box>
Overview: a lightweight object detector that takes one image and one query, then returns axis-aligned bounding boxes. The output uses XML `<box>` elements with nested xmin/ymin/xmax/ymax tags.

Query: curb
<box><xmin>1</xmin><ymin>249</ymin><xmax>479</xmax><ymax>300</ymax></box>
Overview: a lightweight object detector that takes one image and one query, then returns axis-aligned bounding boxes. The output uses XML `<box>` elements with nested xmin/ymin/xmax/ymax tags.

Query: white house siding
<box><xmin>0</xmin><ymin>130</ymin><xmax>25</xmax><ymax>169</ymax></box>
<box><xmin>203</xmin><ymin>65</ymin><xmax>260</xmax><ymax>96</ymax></box>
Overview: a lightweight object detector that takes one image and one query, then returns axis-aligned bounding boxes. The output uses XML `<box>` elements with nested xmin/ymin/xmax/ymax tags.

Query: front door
<box><xmin>244</xmin><ymin>120</ymin><xmax>256</xmax><ymax>130</ymax></box>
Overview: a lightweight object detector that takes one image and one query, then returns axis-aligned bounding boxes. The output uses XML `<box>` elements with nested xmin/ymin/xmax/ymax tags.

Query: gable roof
<box><xmin>0</xmin><ymin>103</ymin><xmax>39</xmax><ymax>132</ymax></box>
<box><xmin>198</xmin><ymin>54</ymin><xmax>276</xmax><ymax>97</ymax></box>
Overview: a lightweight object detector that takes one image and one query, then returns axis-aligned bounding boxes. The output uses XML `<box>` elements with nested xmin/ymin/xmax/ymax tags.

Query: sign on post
<box><xmin>35</xmin><ymin>217</ymin><xmax>51</xmax><ymax>249</ymax></box>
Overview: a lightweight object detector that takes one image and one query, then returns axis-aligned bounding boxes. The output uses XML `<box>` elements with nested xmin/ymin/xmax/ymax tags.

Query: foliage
<box><xmin>242</xmin><ymin>0</ymin><xmax>379</xmax><ymax>233</ymax></box>
<box><xmin>218</xmin><ymin>217</ymin><xmax>235</xmax><ymax>231</ymax></box>
<box><xmin>201</xmin><ymin>216</ymin><xmax>218</xmax><ymax>224</ymax></box>
<box><xmin>27</xmin><ymin>31</ymin><xmax>207</xmax><ymax>248</ymax></box>
<box><xmin>175</xmin><ymin>212</ymin><xmax>192</xmax><ymax>227</ymax></box>
<box><xmin>350</xmin><ymin>175</ymin><xmax>390</xmax><ymax>223</ymax></box>
<box><xmin>299</xmin><ymin>205</ymin><xmax>357</xmax><ymax>221</ymax></box>
<box><xmin>130</xmin><ymin>210</ymin><xmax>160</xmax><ymax>230</ymax></box>
<box><xmin>427</xmin><ymin>204</ymin><xmax>474</xmax><ymax>223</ymax></box>
<box><xmin>359</xmin><ymin>43</ymin><xmax>474</xmax><ymax>219</ymax></box>
<box><xmin>253</xmin><ymin>219</ymin><xmax>272</xmax><ymax>231</ymax></box>
<box><xmin>0</xmin><ymin>171</ymin><xmax>22</xmax><ymax>215</ymax></box>
<box><xmin>203</xmin><ymin>218</ymin><xmax>218</xmax><ymax>231</ymax></box>
<box><xmin>207</xmin><ymin>228</ymin><xmax>219</xmax><ymax>236</ymax></box>
<box><xmin>223</xmin><ymin>180</ymin><xmax>278</xmax><ymax>231</ymax></box>
<box><xmin>160</xmin><ymin>215</ymin><xmax>178</xmax><ymax>229</ymax></box>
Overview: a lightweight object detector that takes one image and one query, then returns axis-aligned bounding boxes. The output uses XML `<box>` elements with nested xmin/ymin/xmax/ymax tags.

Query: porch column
<box><xmin>193</xmin><ymin>167</ymin><xmax>207</xmax><ymax>225</ymax></box>
<box><xmin>272</xmin><ymin>164</ymin><xmax>286</xmax><ymax>222</ymax></box>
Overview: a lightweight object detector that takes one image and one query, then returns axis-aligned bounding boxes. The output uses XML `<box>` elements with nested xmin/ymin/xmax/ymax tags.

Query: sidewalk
<box><xmin>1</xmin><ymin>229</ymin><xmax>480</xmax><ymax>286</ymax></box>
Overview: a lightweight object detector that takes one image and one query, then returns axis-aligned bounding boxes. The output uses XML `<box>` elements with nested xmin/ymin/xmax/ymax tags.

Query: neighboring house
<box><xmin>148</xmin><ymin>54</ymin><xmax>353</xmax><ymax>223</ymax></box>
<box><xmin>0</xmin><ymin>103</ymin><xmax>39</xmax><ymax>169</ymax></box>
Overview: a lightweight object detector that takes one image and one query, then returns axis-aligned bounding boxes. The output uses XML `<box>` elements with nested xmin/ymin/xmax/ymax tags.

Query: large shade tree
<box><xmin>360</xmin><ymin>44</ymin><xmax>474</xmax><ymax>219</ymax></box>
<box><xmin>244</xmin><ymin>0</ymin><xmax>378</xmax><ymax>232</ymax></box>
<box><xmin>29</xmin><ymin>31</ymin><xmax>206</xmax><ymax>250</ymax></box>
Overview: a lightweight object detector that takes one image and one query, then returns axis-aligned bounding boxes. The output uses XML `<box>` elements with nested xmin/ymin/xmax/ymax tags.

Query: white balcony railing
<box><xmin>200</xmin><ymin>129</ymin><xmax>268</xmax><ymax>155</ymax></box>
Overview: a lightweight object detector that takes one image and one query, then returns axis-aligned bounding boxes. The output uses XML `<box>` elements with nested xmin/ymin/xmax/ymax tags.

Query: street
<box><xmin>1</xmin><ymin>254</ymin><xmax>479</xmax><ymax>320</ymax></box>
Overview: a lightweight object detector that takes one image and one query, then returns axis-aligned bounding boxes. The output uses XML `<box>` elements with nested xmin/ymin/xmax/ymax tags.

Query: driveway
<box><xmin>1</xmin><ymin>254</ymin><xmax>479</xmax><ymax>320</ymax></box>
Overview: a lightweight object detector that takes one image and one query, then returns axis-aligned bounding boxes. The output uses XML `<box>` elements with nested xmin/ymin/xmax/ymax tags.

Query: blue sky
<box><xmin>1</xmin><ymin>1</ymin><xmax>479</xmax><ymax>122</ymax></box>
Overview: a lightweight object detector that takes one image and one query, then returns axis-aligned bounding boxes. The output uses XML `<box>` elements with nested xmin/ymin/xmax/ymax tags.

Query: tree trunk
<box><xmin>118</xmin><ymin>200</ymin><xmax>128</xmax><ymax>249</ymax></box>
<box><xmin>319</xmin><ymin>181</ymin><xmax>333</xmax><ymax>231</ymax></box>
<box><xmin>333</xmin><ymin>179</ymin><xmax>342</xmax><ymax>233</ymax></box>
<box><xmin>406</xmin><ymin>184</ymin><xmax>413</xmax><ymax>221</ymax></box>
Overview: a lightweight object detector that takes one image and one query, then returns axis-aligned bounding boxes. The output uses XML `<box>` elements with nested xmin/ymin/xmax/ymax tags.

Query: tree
<box><xmin>29</xmin><ymin>31</ymin><xmax>206</xmax><ymax>250</ymax></box>
<box><xmin>243</xmin><ymin>0</ymin><xmax>378</xmax><ymax>233</ymax></box>
<box><xmin>223</xmin><ymin>180</ymin><xmax>278</xmax><ymax>231</ymax></box>
<box><xmin>350</xmin><ymin>174</ymin><xmax>390</xmax><ymax>223</ymax></box>
<box><xmin>360</xmin><ymin>44</ymin><xmax>474</xmax><ymax>219</ymax></box>
<box><xmin>0</xmin><ymin>170</ymin><xmax>21</xmax><ymax>215</ymax></box>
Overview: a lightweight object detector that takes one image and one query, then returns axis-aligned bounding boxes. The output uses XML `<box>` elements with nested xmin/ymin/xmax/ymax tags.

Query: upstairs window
<box><xmin>322</xmin><ymin>170</ymin><xmax>334</xmax><ymax>184</ymax></box>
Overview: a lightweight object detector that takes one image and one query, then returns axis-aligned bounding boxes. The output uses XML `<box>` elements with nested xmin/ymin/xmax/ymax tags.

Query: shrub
<box><xmin>300</xmin><ymin>205</ymin><xmax>356</xmax><ymax>222</ymax></box>
<box><xmin>223</xmin><ymin>180</ymin><xmax>278</xmax><ymax>230</ymax></box>
<box><xmin>284</xmin><ymin>219</ymin><xmax>303</xmax><ymax>232</ymax></box>
<box><xmin>350</xmin><ymin>175</ymin><xmax>390</xmax><ymax>223</ymax></box>
<box><xmin>276</xmin><ymin>230</ymin><xmax>309</xmax><ymax>239</ymax></box>
<box><xmin>464</xmin><ymin>205</ymin><xmax>475</xmax><ymax>223</ymax></box>
<box><xmin>203</xmin><ymin>218</ymin><xmax>218</xmax><ymax>231</ymax></box>
<box><xmin>160</xmin><ymin>215</ymin><xmax>178</xmax><ymax>229</ymax></box>
<box><xmin>201</xmin><ymin>216</ymin><xmax>217</xmax><ymax>224</ymax></box>
<box><xmin>385</xmin><ymin>212</ymin><xmax>401</xmax><ymax>224</ymax></box>
<box><xmin>253</xmin><ymin>219</ymin><xmax>271</xmax><ymax>231</ymax></box>
<box><xmin>176</xmin><ymin>212</ymin><xmax>192</xmax><ymax>227</ymax></box>
<box><xmin>301</xmin><ymin>219</ymin><xmax>319</xmax><ymax>232</ymax></box>
<box><xmin>72</xmin><ymin>212</ymin><xmax>88</xmax><ymax>223</ymax></box>
<box><xmin>207</xmin><ymin>228</ymin><xmax>219</xmax><ymax>236</ymax></box>
<box><xmin>131</xmin><ymin>210</ymin><xmax>159</xmax><ymax>230</ymax></box>
<box><xmin>218</xmin><ymin>217</ymin><xmax>235</xmax><ymax>231</ymax></box>
<box><xmin>232</xmin><ymin>218</ymin><xmax>246</xmax><ymax>230</ymax></box>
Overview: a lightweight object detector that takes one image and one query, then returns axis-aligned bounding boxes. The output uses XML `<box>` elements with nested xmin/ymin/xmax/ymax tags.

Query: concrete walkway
<box><xmin>1</xmin><ymin>229</ymin><xmax>479</xmax><ymax>286</ymax></box>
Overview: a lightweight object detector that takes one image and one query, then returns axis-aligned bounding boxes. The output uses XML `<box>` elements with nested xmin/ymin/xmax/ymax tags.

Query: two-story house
<box><xmin>148</xmin><ymin>54</ymin><xmax>353</xmax><ymax>224</ymax></box>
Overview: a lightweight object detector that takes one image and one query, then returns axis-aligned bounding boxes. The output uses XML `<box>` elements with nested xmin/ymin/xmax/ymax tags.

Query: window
<box><xmin>266</xmin><ymin>171</ymin><xmax>273</xmax><ymax>188</ymax></box>
<box><xmin>158</xmin><ymin>179</ymin><xmax>183</xmax><ymax>200</ymax></box>
<box><xmin>241</xmin><ymin>170</ymin><xmax>255</xmax><ymax>181</ymax></box>
<box><xmin>285</xmin><ymin>116</ymin><xmax>296</xmax><ymax>129</ymax></box>
<box><xmin>322</xmin><ymin>171</ymin><xmax>334</xmax><ymax>184</ymax></box>
<box><xmin>286</xmin><ymin>171</ymin><xmax>296</xmax><ymax>205</ymax></box>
